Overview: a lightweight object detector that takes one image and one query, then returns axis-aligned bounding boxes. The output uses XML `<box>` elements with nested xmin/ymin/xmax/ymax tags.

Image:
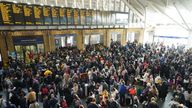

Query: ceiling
<box><xmin>1</xmin><ymin>0</ymin><xmax>192</xmax><ymax>31</ymax></box>
<box><xmin>128</xmin><ymin>0</ymin><xmax>192</xmax><ymax>31</ymax></box>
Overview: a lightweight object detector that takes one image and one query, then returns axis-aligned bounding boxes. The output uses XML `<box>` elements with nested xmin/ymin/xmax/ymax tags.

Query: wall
<box><xmin>0</xmin><ymin>28</ymin><xmax>145</xmax><ymax>66</ymax></box>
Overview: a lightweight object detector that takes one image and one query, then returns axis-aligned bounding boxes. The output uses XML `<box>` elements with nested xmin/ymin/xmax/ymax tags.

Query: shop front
<box><xmin>126</xmin><ymin>32</ymin><xmax>140</xmax><ymax>43</ymax></box>
<box><xmin>111</xmin><ymin>32</ymin><xmax>121</xmax><ymax>42</ymax></box>
<box><xmin>84</xmin><ymin>33</ymin><xmax>104</xmax><ymax>45</ymax></box>
<box><xmin>54</xmin><ymin>34</ymin><xmax>77</xmax><ymax>48</ymax></box>
<box><xmin>13</xmin><ymin>36</ymin><xmax>44</xmax><ymax>62</ymax></box>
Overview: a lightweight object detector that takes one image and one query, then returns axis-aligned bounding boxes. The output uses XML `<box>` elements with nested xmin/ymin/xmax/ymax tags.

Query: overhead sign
<box><xmin>43</xmin><ymin>6</ymin><xmax>52</xmax><ymax>25</ymax></box>
<box><xmin>52</xmin><ymin>7</ymin><xmax>60</xmax><ymax>25</ymax></box>
<box><xmin>0</xmin><ymin>2</ymin><xmax>14</xmax><ymax>25</ymax></box>
<box><xmin>23</xmin><ymin>4</ymin><xmax>34</xmax><ymax>25</ymax></box>
<box><xmin>33</xmin><ymin>5</ymin><xmax>44</xmax><ymax>25</ymax></box>
<box><xmin>12</xmin><ymin>3</ymin><xmax>25</xmax><ymax>25</ymax></box>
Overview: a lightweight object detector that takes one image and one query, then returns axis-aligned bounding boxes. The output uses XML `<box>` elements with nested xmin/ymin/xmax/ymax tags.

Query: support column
<box><xmin>0</xmin><ymin>32</ymin><xmax>9</xmax><ymax>66</ymax></box>
<box><xmin>77</xmin><ymin>30</ymin><xmax>84</xmax><ymax>50</ymax></box>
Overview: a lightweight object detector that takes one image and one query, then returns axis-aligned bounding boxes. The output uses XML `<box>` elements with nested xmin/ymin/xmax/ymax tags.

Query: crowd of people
<box><xmin>0</xmin><ymin>40</ymin><xmax>192</xmax><ymax>108</ymax></box>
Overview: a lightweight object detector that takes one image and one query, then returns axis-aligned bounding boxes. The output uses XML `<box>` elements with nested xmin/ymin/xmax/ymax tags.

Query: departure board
<box><xmin>51</xmin><ymin>7</ymin><xmax>60</xmax><ymax>25</ymax></box>
<box><xmin>80</xmin><ymin>9</ymin><xmax>85</xmax><ymax>25</ymax></box>
<box><xmin>43</xmin><ymin>6</ymin><xmax>52</xmax><ymax>25</ymax></box>
<box><xmin>66</xmin><ymin>8</ymin><xmax>74</xmax><ymax>25</ymax></box>
<box><xmin>23</xmin><ymin>4</ymin><xmax>34</xmax><ymax>25</ymax></box>
<box><xmin>12</xmin><ymin>3</ymin><xmax>25</xmax><ymax>25</ymax></box>
<box><xmin>92</xmin><ymin>10</ymin><xmax>96</xmax><ymax>25</ymax></box>
<box><xmin>97</xmin><ymin>11</ymin><xmax>102</xmax><ymax>25</ymax></box>
<box><xmin>86</xmin><ymin>10</ymin><xmax>92</xmax><ymax>25</ymax></box>
<box><xmin>33</xmin><ymin>5</ymin><xmax>44</xmax><ymax>25</ymax></box>
<box><xmin>0</xmin><ymin>2</ymin><xmax>14</xmax><ymax>25</ymax></box>
<box><xmin>59</xmin><ymin>7</ymin><xmax>67</xmax><ymax>25</ymax></box>
<box><xmin>73</xmin><ymin>8</ymin><xmax>80</xmax><ymax>25</ymax></box>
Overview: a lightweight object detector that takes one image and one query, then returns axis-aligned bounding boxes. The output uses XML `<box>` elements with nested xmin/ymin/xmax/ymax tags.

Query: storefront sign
<box><xmin>13</xmin><ymin>36</ymin><xmax>44</xmax><ymax>45</ymax></box>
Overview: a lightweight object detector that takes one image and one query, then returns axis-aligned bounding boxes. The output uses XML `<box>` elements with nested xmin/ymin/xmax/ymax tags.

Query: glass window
<box><xmin>90</xmin><ymin>34</ymin><xmax>101</xmax><ymax>44</ymax></box>
<box><xmin>126</xmin><ymin>32</ymin><xmax>135</xmax><ymax>42</ymax></box>
<box><xmin>109</xmin><ymin>0</ymin><xmax>114</xmax><ymax>11</ymax></box>
<box><xmin>91</xmin><ymin>0</ymin><xmax>97</xmax><ymax>9</ymax></box>
<box><xmin>115</xmin><ymin>0</ymin><xmax>120</xmax><ymax>11</ymax></box>
<box><xmin>125</xmin><ymin>6</ymin><xmax>129</xmax><ymax>12</ymax></box>
<box><xmin>111</xmin><ymin>33</ymin><xmax>121</xmax><ymax>42</ymax></box>
<box><xmin>120</xmin><ymin>1</ymin><xmax>125</xmax><ymax>12</ymax></box>
<box><xmin>84</xmin><ymin>0</ymin><xmax>90</xmax><ymax>9</ymax></box>
<box><xmin>76</xmin><ymin>0</ymin><xmax>83</xmax><ymax>8</ymax></box>
<box><xmin>84</xmin><ymin>35</ymin><xmax>90</xmax><ymax>45</ymax></box>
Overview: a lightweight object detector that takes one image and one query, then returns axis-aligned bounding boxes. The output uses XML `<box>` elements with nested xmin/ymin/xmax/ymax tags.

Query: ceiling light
<box><xmin>13</xmin><ymin>1</ymin><xmax>17</xmax><ymax>3</ymax></box>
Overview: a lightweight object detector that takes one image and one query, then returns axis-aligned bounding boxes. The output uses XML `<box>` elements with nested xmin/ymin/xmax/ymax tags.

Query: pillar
<box><xmin>0</xmin><ymin>32</ymin><xmax>9</xmax><ymax>66</ymax></box>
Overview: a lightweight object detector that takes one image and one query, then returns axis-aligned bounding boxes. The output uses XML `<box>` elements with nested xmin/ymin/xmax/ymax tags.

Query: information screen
<box><xmin>86</xmin><ymin>10</ymin><xmax>92</xmax><ymax>25</ymax></box>
<box><xmin>66</xmin><ymin>8</ymin><xmax>74</xmax><ymax>25</ymax></box>
<box><xmin>0</xmin><ymin>2</ymin><xmax>14</xmax><ymax>25</ymax></box>
<box><xmin>33</xmin><ymin>5</ymin><xmax>44</xmax><ymax>25</ymax></box>
<box><xmin>12</xmin><ymin>3</ymin><xmax>25</xmax><ymax>25</ymax></box>
<box><xmin>51</xmin><ymin>7</ymin><xmax>60</xmax><ymax>25</ymax></box>
<box><xmin>73</xmin><ymin>8</ymin><xmax>80</xmax><ymax>25</ymax></box>
<box><xmin>80</xmin><ymin>9</ymin><xmax>85</xmax><ymax>25</ymax></box>
<box><xmin>59</xmin><ymin>7</ymin><xmax>67</xmax><ymax>25</ymax></box>
<box><xmin>92</xmin><ymin>10</ymin><xmax>96</xmax><ymax>25</ymax></box>
<box><xmin>23</xmin><ymin>4</ymin><xmax>34</xmax><ymax>25</ymax></box>
<box><xmin>43</xmin><ymin>6</ymin><xmax>52</xmax><ymax>25</ymax></box>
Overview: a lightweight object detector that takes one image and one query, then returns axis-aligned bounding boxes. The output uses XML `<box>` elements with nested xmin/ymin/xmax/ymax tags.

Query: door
<box><xmin>15</xmin><ymin>45</ymin><xmax>37</xmax><ymax>61</ymax></box>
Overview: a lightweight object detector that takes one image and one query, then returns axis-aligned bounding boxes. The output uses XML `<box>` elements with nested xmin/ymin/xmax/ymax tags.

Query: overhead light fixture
<box><xmin>13</xmin><ymin>1</ymin><xmax>17</xmax><ymax>3</ymax></box>
<box><xmin>51</xmin><ymin>5</ymin><xmax>54</xmax><ymax>7</ymax></box>
<box><xmin>27</xmin><ymin>2</ymin><xmax>31</xmax><ymax>5</ymax></box>
<box><xmin>61</xmin><ymin>5</ymin><xmax>64</xmax><ymax>8</ymax></box>
<box><xmin>40</xmin><ymin>3</ymin><xmax>44</xmax><ymax>6</ymax></box>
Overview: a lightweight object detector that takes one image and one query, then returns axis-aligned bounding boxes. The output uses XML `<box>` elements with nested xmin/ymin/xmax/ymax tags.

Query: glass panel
<box><xmin>77</xmin><ymin>0</ymin><xmax>83</xmax><ymax>8</ymax></box>
<box><xmin>98</xmin><ymin>0</ymin><xmax>103</xmax><ymax>10</ymax></box>
<box><xmin>84</xmin><ymin>35</ymin><xmax>90</xmax><ymax>45</ymax></box>
<box><xmin>125</xmin><ymin>6</ymin><xmax>129</xmax><ymax>12</ymax></box>
<box><xmin>111</xmin><ymin>33</ymin><xmax>121</xmax><ymax>42</ymax></box>
<box><xmin>120</xmin><ymin>1</ymin><xmax>125</xmax><ymax>12</ymax></box>
<box><xmin>84</xmin><ymin>0</ymin><xmax>89</xmax><ymax>9</ymax></box>
<box><xmin>109</xmin><ymin>0</ymin><xmax>114</xmax><ymax>11</ymax></box>
<box><xmin>37</xmin><ymin>44</ymin><xmax>44</xmax><ymax>53</ymax></box>
<box><xmin>91</xmin><ymin>0</ymin><xmax>97</xmax><ymax>10</ymax></box>
<box><xmin>57</xmin><ymin>0</ymin><xmax>65</xmax><ymax>7</ymax></box>
<box><xmin>103</xmin><ymin>0</ymin><xmax>108</xmax><ymax>11</ymax></box>
<box><xmin>126</xmin><ymin>32</ymin><xmax>135</xmax><ymax>42</ymax></box>
<box><xmin>15</xmin><ymin>45</ymin><xmax>23</xmax><ymax>60</ymax></box>
<box><xmin>115</xmin><ymin>0</ymin><xmax>120</xmax><ymax>11</ymax></box>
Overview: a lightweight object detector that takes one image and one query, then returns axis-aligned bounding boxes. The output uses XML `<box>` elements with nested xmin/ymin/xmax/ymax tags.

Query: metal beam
<box><xmin>134</xmin><ymin>0</ymin><xmax>145</xmax><ymax>10</ymax></box>
<box><xmin>121</xmin><ymin>0</ymin><xmax>144</xmax><ymax>20</ymax></box>
<box><xmin>173</xmin><ymin>2</ymin><xmax>191</xmax><ymax>30</ymax></box>
<box><xmin>147</xmin><ymin>1</ymin><xmax>187</xmax><ymax>30</ymax></box>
